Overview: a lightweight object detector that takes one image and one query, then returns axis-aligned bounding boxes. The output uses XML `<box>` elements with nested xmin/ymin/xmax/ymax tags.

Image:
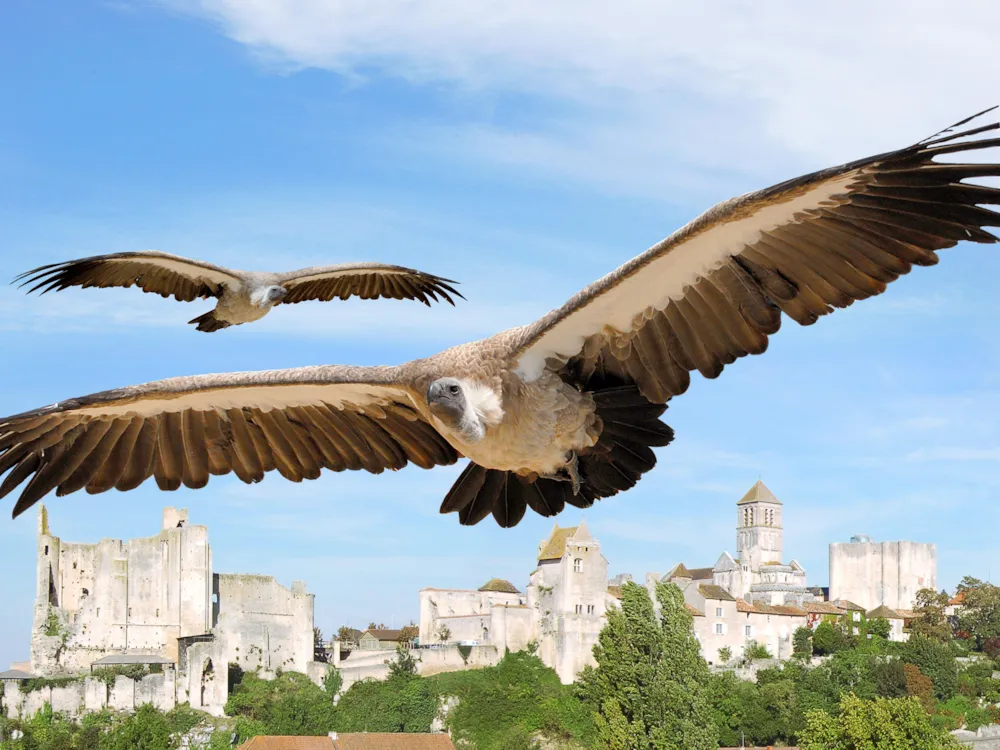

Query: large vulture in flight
<box><xmin>3</xmin><ymin>109</ymin><xmax>999</xmax><ymax>527</ymax></box>
<box><xmin>13</xmin><ymin>254</ymin><xmax>463</xmax><ymax>331</ymax></box>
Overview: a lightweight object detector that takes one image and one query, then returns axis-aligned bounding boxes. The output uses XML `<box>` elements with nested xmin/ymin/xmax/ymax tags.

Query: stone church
<box><xmin>671</xmin><ymin>480</ymin><xmax>811</xmax><ymax>606</ymax></box>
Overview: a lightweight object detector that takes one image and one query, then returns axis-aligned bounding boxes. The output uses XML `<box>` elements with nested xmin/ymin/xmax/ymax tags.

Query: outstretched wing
<box><xmin>14</xmin><ymin>251</ymin><xmax>240</xmax><ymax>302</ymax></box>
<box><xmin>276</xmin><ymin>263</ymin><xmax>463</xmax><ymax>306</ymax></box>
<box><xmin>0</xmin><ymin>365</ymin><xmax>458</xmax><ymax>518</ymax></box>
<box><xmin>512</xmin><ymin>108</ymin><xmax>1000</xmax><ymax>401</ymax></box>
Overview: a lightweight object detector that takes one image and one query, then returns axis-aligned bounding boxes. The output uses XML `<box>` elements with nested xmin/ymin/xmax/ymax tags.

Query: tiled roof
<box><xmin>896</xmin><ymin>609</ymin><xmax>918</xmax><ymax>619</ymax></box>
<box><xmin>949</xmin><ymin>592</ymin><xmax>966</xmax><ymax>606</ymax></box>
<box><xmin>803</xmin><ymin>602</ymin><xmax>845</xmax><ymax>615</ymax></box>
<box><xmin>736</xmin><ymin>599</ymin><xmax>806</xmax><ymax>616</ymax></box>
<box><xmin>538</xmin><ymin>526</ymin><xmax>578</xmax><ymax>561</ymax></box>
<box><xmin>332</xmin><ymin>734</ymin><xmax>457</xmax><ymax>749</ymax></box>
<box><xmin>685</xmin><ymin>604</ymin><xmax>705</xmax><ymax>617</ymax></box>
<box><xmin>478</xmin><ymin>578</ymin><xmax>520</xmax><ymax>594</ymax></box>
<box><xmin>832</xmin><ymin>599</ymin><xmax>865</xmax><ymax>611</ymax></box>
<box><xmin>737</xmin><ymin>480</ymin><xmax>782</xmax><ymax>506</ymax></box>
<box><xmin>238</xmin><ymin>738</ymin><xmax>334</xmax><ymax>750</ymax></box>
<box><xmin>698</xmin><ymin>584</ymin><xmax>735</xmax><ymax>602</ymax></box>
<box><xmin>688</xmin><ymin>567</ymin><xmax>714</xmax><ymax>580</ymax></box>
<box><xmin>607</xmin><ymin>586</ymin><xmax>623</xmax><ymax>600</ymax></box>
<box><xmin>668</xmin><ymin>563</ymin><xmax>693</xmax><ymax>578</ymax></box>
<box><xmin>361</xmin><ymin>629</ymin><xmax>403</xmax><ymax>642</ymax></box>
<box><xmin>867</xmin><ymin>605</ymin><xmax>903</xmax><ymax>619</ymax></box>
<box><xmin>666</xmin><ymin>563</ymin><xmax>713</xmax><ymax>581</ymax></box>
<box><xmin>0</xmin><ymin>669</ymin><xmax>33</xmax><ymax>680</ymax></box>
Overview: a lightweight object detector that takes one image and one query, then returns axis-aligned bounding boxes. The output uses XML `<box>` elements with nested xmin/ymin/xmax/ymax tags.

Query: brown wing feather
<box><xmin>0</xmin><ymin>365</ymin><xmax>457</xmax><ymax>518</ymax></box>
<box><xmin>512</xmin><ymin>108</ymin><xmax>1000</xmax><ymax>403</ymax></box>
<box><xmin>13</xmin><ymin>251</ymin><xmax>239</xmax><ymax>303</ymax></box>
<box><xmin>275</xmin><ymin>263</ymin><xmax>464</xmax><ymax>307</ymax></box>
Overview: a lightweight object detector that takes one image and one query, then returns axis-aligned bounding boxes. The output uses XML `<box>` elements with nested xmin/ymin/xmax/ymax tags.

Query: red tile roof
<box><xmin>240</xmin><ymin>735</ymin><xmax>457</xmax><ymax>750</ymax></box>
<box><xmin>238</xmin><ymin>738</ymin><xmax>334</xmax><ymax>750</ymax></box>
<box><xmin>333</xmin><ymin>734</ymin><xmax>456</xmax><ymax>749</ymax></box>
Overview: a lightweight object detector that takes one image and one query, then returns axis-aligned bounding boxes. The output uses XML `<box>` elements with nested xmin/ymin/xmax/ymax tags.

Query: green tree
<box><xmin>387</xmin><ymin>644</ymin><xmax>418</xmax><ymax>679</ymax></box>
<box><xmin>323</xmin><ymin>667</ymin><xmax>343</xmax><ymax>696</ymax></box>
<box><xmin>436</xmin><ymin>624</ymin><xmax>452</xmax><ymax>642</ymax></box>
<box><xmin>101</xmin><ymin>703</ymin><xmax>172</xmax><ymax>750</ymax></box>
<box><xmin>225</xmin><ymin>671</ymin><xmax>337</xmax><ymax>738</ymax></box>
<box><xmin>866</xmin><ymin>617</ymin><xmax>892</xmax><ymax>640</ymax></box>
<box><xmin>910</xmin><ymin>589</ymin><xmax>952</xmax><ymax>642</ymax></box>
<box><xmin>900</xmin><ymin>635</ymin><xmax>958</xmax><ymax>700</ymax></box>
<box><xmin>397</xmin><ymin>622</ymin><xmax>419</xmax><ymax>643</ymax></box>
<box><xmin>955</xmin><ymin>577</ymin><xmax>1000</xmax><ymax>649</ymax></box>
<box><xmin>793</xmin><ymin>627</ymin><xmax>813</xmax><ymax>659</ymax></box>
<box><xmin>799</xmin><ymin>693</ymin><xmax>963</xmax><ymax>750</ymax></box>
<box><xmin>872</xmin><ymin>658</ymin><xmax>908</xmax><ymax>698</ymax></box>
<box><xmin>335</xmin><ymin>676</ymin><xmax>436</xmax><ymax>733</ymax></box>
<box><xmin>717</xmin><ymin>646</ymin><xmax>733</xmax><ymax>663</ymax></box>
<box><xmin>813</xmin><ymin>620</ymin><xmax>847</xmax><ymax>656</ymax></box>
<box><xmin>743</xmin><ymin>640</ymin><xmax>773</xmax><ymax>664</ymax></box>
<box><xmin>581</xmin><ymin>581</ymin><xmax>717</xmax><ymax>749</ymax></box>
<box><xmin>337</xmin><ymin>626</ymin><xmax>362</xmax><ymax>644</ymax></box>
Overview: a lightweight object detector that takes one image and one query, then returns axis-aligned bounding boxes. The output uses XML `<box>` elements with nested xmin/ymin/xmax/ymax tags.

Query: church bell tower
<box><xmin>736</xmin><ymin>480</ymin><xmax>783</xmax><ymax>571</ymax></box>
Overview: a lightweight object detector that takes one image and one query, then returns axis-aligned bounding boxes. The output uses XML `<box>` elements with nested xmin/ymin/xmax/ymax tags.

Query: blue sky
<box><xmin>2</xmin><ymin>1</ymin><xmax>1000</xmax><ymax>668</ymax></box>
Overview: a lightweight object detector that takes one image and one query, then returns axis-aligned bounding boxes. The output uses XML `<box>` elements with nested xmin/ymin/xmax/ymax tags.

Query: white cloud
<box><xmin>159</xmin><ymin>1</ymin><xmax>1000</xmax><ymax>197</ymax></box>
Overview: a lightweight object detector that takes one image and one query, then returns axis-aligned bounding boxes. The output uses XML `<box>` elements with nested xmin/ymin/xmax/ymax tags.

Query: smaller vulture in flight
<box><xmin>13</xmin><ymin>253</ymin><xmax>463</xmax><ymax>332</ymax></box>
<box><xmin>2</xmin><ymin>108</ymin><xmax>1000</xmax><ymax>527</ymax></box>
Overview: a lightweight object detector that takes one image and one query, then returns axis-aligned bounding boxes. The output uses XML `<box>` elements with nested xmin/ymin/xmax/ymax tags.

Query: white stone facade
<box><xmin>829</xmin><ymin>536</ymin><xmax>937</xmax><ymax>611</ymax></box>
<box><xmin>27</xmin><ymin>505</ymin><xmax>318</xmax><ymax>714</ymax></box>
<box><xmin>419</xmin><ymin>521</ymin><xmax>616</xmax><ymax>684</ymax></box>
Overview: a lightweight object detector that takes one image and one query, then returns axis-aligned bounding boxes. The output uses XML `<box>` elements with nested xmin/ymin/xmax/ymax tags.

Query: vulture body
<box><xmin>14</xmin><ymin>254</ymin><xmax>463</xmax><ymax>332</ymax></box>
<box><xmin>3</xmin><ymin>109</ymin><xmax>1000</xmax><ymax>528</ymax></box>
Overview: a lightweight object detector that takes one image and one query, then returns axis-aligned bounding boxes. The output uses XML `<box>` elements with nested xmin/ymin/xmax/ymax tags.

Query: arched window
<box><xmin>573</xmin><ymin>558</ymin><xmax>583</xmax><ymax>573</ymax></box>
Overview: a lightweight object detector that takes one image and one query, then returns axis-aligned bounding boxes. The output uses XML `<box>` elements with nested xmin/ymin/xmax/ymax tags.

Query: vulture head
<box><xmin>261</xmin><ymin>285</ymin><xmax>289</xmax><ymax>306</ymax></box>
<box><xmin>427</xmin><ymin>377</ymin><xmax>485</xmax><ymax>443</ymax></box>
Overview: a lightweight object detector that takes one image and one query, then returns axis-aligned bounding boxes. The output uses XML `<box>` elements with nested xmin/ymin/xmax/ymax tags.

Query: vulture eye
<box><xmin>449</xmin><ymin>384</ymin><xmax>460</xmax><ymax>395</ymax></box>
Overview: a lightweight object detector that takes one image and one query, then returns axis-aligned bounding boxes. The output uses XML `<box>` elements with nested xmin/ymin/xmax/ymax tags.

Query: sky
<box><xmin>2</xmin><ymin>1</ymin><xmax>1000</xmax><ymax>668</ymax></box>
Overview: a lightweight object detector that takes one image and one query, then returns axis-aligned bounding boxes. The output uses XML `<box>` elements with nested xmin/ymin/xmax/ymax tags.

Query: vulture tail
<box><xmin>439</xmin><ymin>381</ymin><xmax>673</xmax><ymax>529</ymax></box>
<box><xmin>188</xmin><ymin>310</ymin><xmax>232</xmax><ymax>333</ymax></box>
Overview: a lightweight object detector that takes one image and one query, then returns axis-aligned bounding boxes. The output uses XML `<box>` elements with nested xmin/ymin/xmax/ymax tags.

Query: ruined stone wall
<box><xmin>213</xmin><ymin>574</ymin><xmax>314</xmax><ymax>676</ymax></box>
<box><xmin>1</xmin><ymin>671</ymin><xmax>177</xmax><ymax>719</ymax></box>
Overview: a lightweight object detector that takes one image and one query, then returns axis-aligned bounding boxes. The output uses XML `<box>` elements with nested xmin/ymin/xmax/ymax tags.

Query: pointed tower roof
<box><xmin>737</xmin><ymin>480</ymin><xmax>782</xmax><ymax>506</ymax></box>
<box><xmin>538</xmin><ymin>525</ymin><xmax>578</xmax><ymax>561</ymax></box>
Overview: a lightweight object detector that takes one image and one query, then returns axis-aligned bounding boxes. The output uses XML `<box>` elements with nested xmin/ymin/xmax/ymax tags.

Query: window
<box><xmin>156</xmin><ymin>608</ymin><xmax>160</xmax><ymax>617</ymax></box>
<box><xmin>715</xmin><ymin>607</ymin><xmax>723</xmax><ymax>617</ymax></box>
<box><xmin>73</xmin><ymin>562</ymin><xmax>78</xmax><ymax>570</ymax></box>
<box><xmin>128</xmin><ymin>608</ymin><xmax>132</xmax><ymax>617</ymax></box>
<box><xmin>45</xmin><ymin>545</ymin><xmax>49</xmax><ymax>555</ymax></box>
<box><xmin>96</xmin><ymin>608</ymin><xmax>100</xmax><ymax>617</ymax></box>
<box><xmin>715</xmin><ymin>623</ymin><xmax>723</xmax><ymax>635</ymax></box>
<box><xmin>853</xmin><ymin>611</ymin><xmax>861</xmax><ymax>621</ymax></box>
<box><xmin>587</xmin><ymin>604</ymin><xmax>595</xmax><ymax>615</ymax></box>
<box><xmin>745</xmin><ymin>625</ymin><xmax>752</xmax><ymax>637</ymax></box>
<box><xmin>573</xmin><ymin>558</ymin><xmax>583</xmax><ymax>573</ymax></box>
<box><xmin>574</xmin><ymin>604</ymin><xmax>583</xmax><ymax>614</ymax></box>
<box><xmin>81</xmin><ymin>588</ymin><xmax>89</xmax><ymax>597</ymax></box>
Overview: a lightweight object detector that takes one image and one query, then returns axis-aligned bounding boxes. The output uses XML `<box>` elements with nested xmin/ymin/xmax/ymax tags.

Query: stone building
<box><xmin>828</xmin><ymin>535</ymin><xmax>937</xmax><ymax>611</ymax></box>
<box><xmin>418</xmin><ymin>520</ymin><xmax>616</xmax><ymax>684</ymax></box>
<box><xmin>665</xmin><ymin>481</ymin><xmax>812</xmax><ymax>607</ymax></box>
<box><xmin>29</xmin><ymin>505</ymin><xmax>318</xmax><ymax>714</ymax></box>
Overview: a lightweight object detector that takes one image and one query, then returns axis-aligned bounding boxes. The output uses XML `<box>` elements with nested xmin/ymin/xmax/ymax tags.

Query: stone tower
<box><xmin>736</xmin><ymin>480</ymin><xmax>783</xmax><ymax>571</ymax></box>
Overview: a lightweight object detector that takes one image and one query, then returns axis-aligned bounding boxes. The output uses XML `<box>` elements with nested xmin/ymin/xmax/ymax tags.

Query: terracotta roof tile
<box><xmin>685</xmin><ymin>603</ymin><xmax>705</xmax><ymax>617</ymax></box>
<box><xmin>735</xmin><ymin>599</ymin><xmax>806</xmax><ymax>616</ymax></box>
<box><xmin>867</xmin><ymin>605</ymin><xmax>903</xmax><ymax>619</ymax></box>
<box><xmin>698</xmin><ymin>584</ymin><xmax>735</xmax><ymax>602</ymax></box>
<box><xmin>332</xmin><ymin>734</ymin><xmax>456</xmax><ymax>749</ymax></box>
<box><xmin>688</xmin><ymin>567</ymin><xmax>714</xmax><ymax>580</ymax></box>
<box><xmin>803</xmin><ymin>602</ymin><xmax>846</xmax><ymax>615</ymax></box>
<box><xmin>238</xmin><ymin>737</ymin><xmax>334</xmax><ymax>750</ymax></box>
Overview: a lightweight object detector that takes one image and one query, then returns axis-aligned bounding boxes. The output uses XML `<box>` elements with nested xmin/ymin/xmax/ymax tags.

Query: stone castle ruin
<box><xmin>18</xmin><ymin>505</ymin><xmax>318</xmax><ymax>716</ymax></box>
